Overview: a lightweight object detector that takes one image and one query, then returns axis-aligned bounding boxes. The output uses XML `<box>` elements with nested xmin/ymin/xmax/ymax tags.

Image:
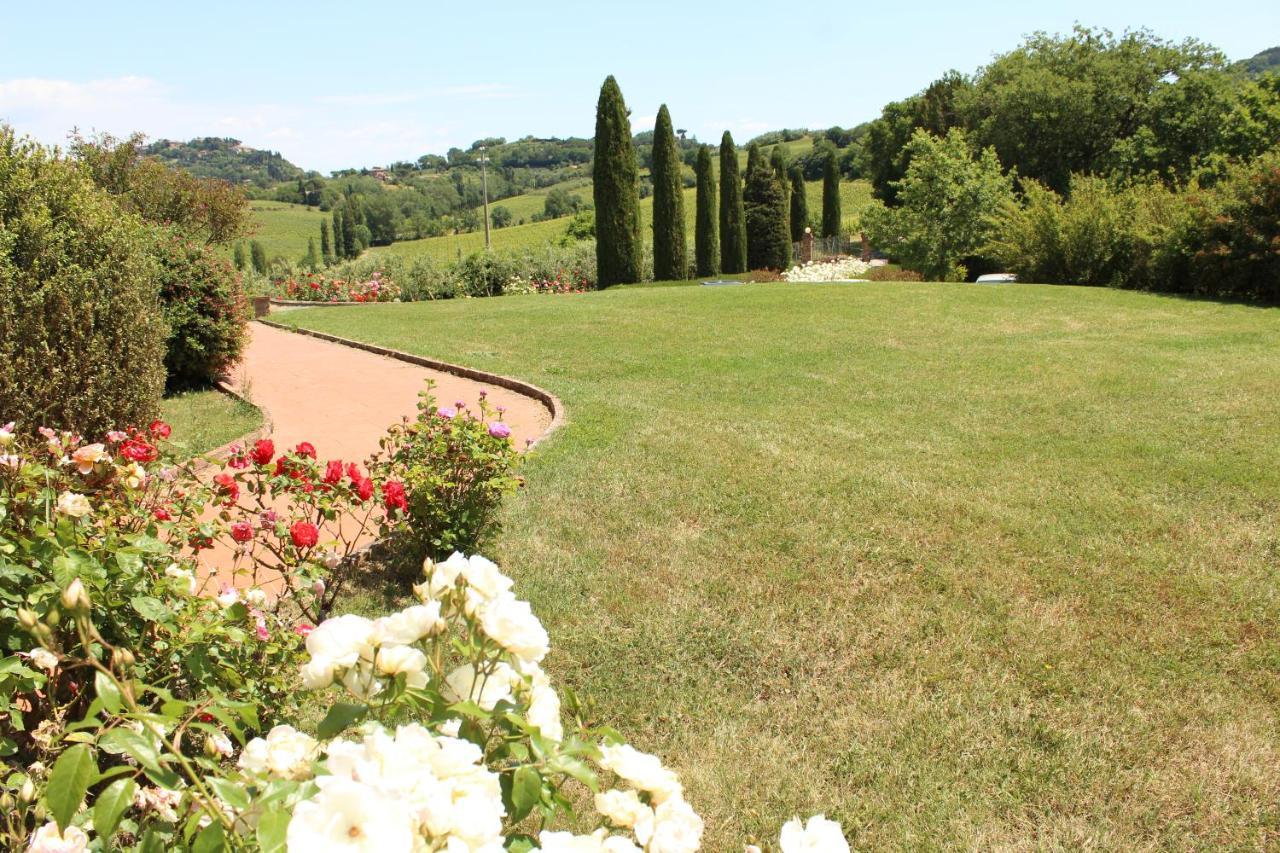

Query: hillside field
<box><xmin>278</xmin><ymin>282</ymin><xmax>1280</xmax><ymax>849</ymax></box>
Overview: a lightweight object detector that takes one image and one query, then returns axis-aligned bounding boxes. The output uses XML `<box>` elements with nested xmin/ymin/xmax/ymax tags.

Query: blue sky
<box><xmin>2</xmin><ymin>1</ymin><xmax>1276</xmax><ymax>172</ymax></box>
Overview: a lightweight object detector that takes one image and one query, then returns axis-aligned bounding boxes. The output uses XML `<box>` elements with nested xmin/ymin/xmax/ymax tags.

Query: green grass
<box><xmin>240</xmin><ymin>200</ymin><xmax>330</xmax><ymax>263</ymax></box>
<box><xmin>280</xmin><ymin>283</ymin><xmax>1280</xmax><ymax>848</ymax></box>
<box><xmin>159</xmin><ymin>390</ymin><xmax>262</xmax><ymax>456</ymax></box>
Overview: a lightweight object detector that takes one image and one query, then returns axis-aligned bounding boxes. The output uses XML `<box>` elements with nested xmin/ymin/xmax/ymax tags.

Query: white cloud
<box><xmin>0</xmin><ymin>75</ymin><xmax>489</xmax><ymax>172</ymax></box>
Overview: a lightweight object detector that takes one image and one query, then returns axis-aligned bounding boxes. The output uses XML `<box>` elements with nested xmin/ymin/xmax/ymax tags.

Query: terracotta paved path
<box><xmin>226</xmin><ymin>322</ymin><xmax>551</xmax><ymax>463</ymax></box>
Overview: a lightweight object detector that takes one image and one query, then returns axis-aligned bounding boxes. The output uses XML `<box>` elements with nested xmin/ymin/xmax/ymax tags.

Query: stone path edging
<box><xmin>255</xmin><ymin>319</ymin><xmax>566</xmax><ymax>449</ymax></box>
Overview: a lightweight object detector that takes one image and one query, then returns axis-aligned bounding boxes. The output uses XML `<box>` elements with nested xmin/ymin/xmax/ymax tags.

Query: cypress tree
<box><xmin>743</xmin><ymin>144</ymin><xmax>791</xmax><ymax>271</ymax></box>
<box><xmin>320</xmin><ymin>220</ymin><xmax>333</xmax><ymax>264</ymax></box>
<box><xmin>718</xmin><ymin>131</ymin><xmax>747</xmax><ymax>273</ymax></box>
<box><xmin>232</xmin><ymin>242</ymin><xmax>246</xmax><ymax>271</ymax></box>
<box><xmin>592</xmin><ymin>76</ymin><xmax>641</xmax><ymax>286</ymax></box>
<box><xmin>651</xmin><ymin>105</ymin><xmax>687</xmax><ymax>281</ymax></box>
<box><xmin>694</xmin><ymin>145</ymin><xmax>719</xmax><ymax>277</ymax></box>
<box><xmin>303</xmin><ymin>237</ymin><xmax>319</xmax><ymax>271</ymax></box>
<box><xmin>250</xmin><ymin>240</ymin><xmax>268</xmax><ymax>274</ymax></box>
<box><xmin>340</xmin><ymin>208</ymin><xmax>357</xmax><ymax>259</ymax></box>
<box><xmin>822</xmin><ymin>150</ymin><xmax>842</xmax><ymax>238</ymax></box>
<box><xmin>332</xmin><ymin>208</ymin><xmax>345</xmax><ymax>259</ymax></box>
<box><xmin>789</xmin><ymin>165</ymin><xmax>809</xmax><ymax>242</ymax></box>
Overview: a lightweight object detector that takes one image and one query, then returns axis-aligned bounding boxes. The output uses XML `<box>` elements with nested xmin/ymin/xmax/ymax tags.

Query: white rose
<box><xmin>0</xmin><ymin>453</ymin><xmax>21</xmax><ymax>469</ymax></box>
<box><xmin>637</xmin><ymin>796</ymin><xmax>704</xmax><ymax>853</ymax></box>
<box><xmin>0</xmin><ymin>422</ymin><xmax>13</xmax><ymax>447</ymax></box>
<box><xmin>55</xmin><ymin>491</ymin><xmax>91</xmax><ymax>518</ymax></box>
<box><xmin>244</xmin><ymin>587</ymin><xmax>268</xmax><ymax>607</ymax></box>
<box><xmin>306</xmin><ymin>614</ymin><xmax>376</xmax><ymax>669</ymax></box>
<box><xmin>598</xmin><ymin>744</ymin><xmax>683</xmax><ymax>804</ymax></box>
<box><xmin>778</xmin><ymin>815</ymin><xmax>849</xmax><ymax>852</ymax></box>
<box><xmin>299</xmin><ymin>657</ymin><xmax>335</xmax><ymax>690</ymax></box>
<box><xmin>479</xmin><ymin>593</ymin><xmax>549</xmax><ymax>663</ymax></box>
<box><xmin>595</xmin><ymin>789</ymin><xmax>652</xmax><ymax>829</ymax></box>
<box><xmin>287</xmin><ymin>777</ymin><xmax>417</xmax><ymax>851</ymax></box>
<box><xmin>460</xmin><ymin>554</ymin><xmax>514</xmax><ymax>600</ymax></box>
<box><xmin>27</xmin><ymin>820</ymin><xmax>88</xmax><ymax>853</ymax></box>
<box><xmin>207</xmin><ymin>732</ymin><xmax>234</xmax><ymax>757</ymax></box>
<box><xmin>602</xmin><ymin>838</ymin><xmax>644</xmax><ymax>853</ymax></box>
<box><xmin>427</xmin><ymin>551</ymin><xmax>469</xmax><ymax>597</ymax></box>
<box><xmin>375</xmin><ymin>645</ymin><xmax>428</xmax><ymax>679</ymax></box>
<box><xmin>443</xmin><ymin>662</ymin><xmax>516</xmax><ymax>711</ymax></box>
<box><xmin>27</xmin><ymin>648</ymin><xmax>58</xmax><ymax>672</ymax></box>
<box><xmin>527</xmin><ymin>679</ymin><xmax>563</xmax><ymax>741</ymax></box>
<box><xmin>238</xmin><ymin>725</ymin><xmax>317</xmax><ymax>780</ymax></box>
<box><xmin>341</xmin><ymin>663</ymin><xmax>383</xmax><ymax>700</ymax></box>
<box><xmin>372</xmin><ymin>602</ymin><xmax>444</xmax><ymax>645</ymax></box>
<box><xmin>216</xmin><ymin>588</ymin><xmax>239</xmax><ymax>608</ymax></box>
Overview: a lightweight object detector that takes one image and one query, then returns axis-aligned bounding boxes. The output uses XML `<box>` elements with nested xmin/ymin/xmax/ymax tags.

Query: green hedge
<box><xmin>0</xmin><ymin>128</ymin><xmax>166</xmax><ymax>435</ymax></box>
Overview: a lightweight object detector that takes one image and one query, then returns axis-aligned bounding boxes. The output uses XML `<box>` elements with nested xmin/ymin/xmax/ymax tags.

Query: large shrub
<box><xmin>743</xmin><ymin>145</ymin><xmax>792</xmax><ymax>271</ymax></box>
<box><xmin>987</xmin><ymin>175</ymin><xmax>1180</xmax><ymax>287</ymax></box>
<box><xmin>152</xmin><ymin>230</ymin><xmax>248</xmax><ymax>389</ymax></box>
<box><xmin>1177</xmin><ymin>149</ymin><xmax>1280</xmax><ymax>302</ymax></box>
<box><xmin>377</xmin><ymin>389</ymin><xmax>522</xmax><ymax>559</ymax></box>
<box><xmin>0</xmin><ymin>128</ymin><xmax>166</xmax><ymax>435</ymax></box>
<box><xmin>863</xmin><ymin>128</ymin><xmax>1014</xmax><ymax>281</ymax></box>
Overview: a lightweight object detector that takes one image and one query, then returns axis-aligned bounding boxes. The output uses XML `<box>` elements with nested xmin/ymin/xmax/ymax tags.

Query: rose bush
<box><xmin>272</xmin><ymin>271</ymin><xmax>400</xmax><ymax>303</ymax></box>
<box><xmin>6</xmin><ymin>549</ymin><xmax>849</xmax><ymax>851</ymax></box>
<box><xmin>375</xmin><ymin>385</ymin><xmax>523</xmax><ymax>560</ymax></box>
<box><xmin>782</xmin><ymin>257</ymin><xmax>872</xmax><ymax>282</ymax></box>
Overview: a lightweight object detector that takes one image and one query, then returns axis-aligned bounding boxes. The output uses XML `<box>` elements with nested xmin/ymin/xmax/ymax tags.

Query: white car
<box><xmin>975</xmin><ymin>273</ymin><xmax>1018</xmax><ymax>283</ymax></box>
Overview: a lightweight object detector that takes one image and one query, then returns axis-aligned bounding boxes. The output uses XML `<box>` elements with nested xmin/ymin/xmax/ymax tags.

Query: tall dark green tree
<box><xmin>743</xmin><ymin>144</ymin><xmax>791</xmax><ymax>270</ymax></box>
<box><xmin>651</xmin><ymin>105</ymin><xmax>687</xmax><ymax>280</ymax></box>
<box><xmin>771</xmin><ymin>147</ymin><xmax>791</xmax><ymax>245</ymax></box>
<box><xmin>332</xmin><ymin>208</ymin><xmax>345</xmax><ymax>259</ymax></box>
<box><xmin>320</xmin><ymin>220</ymin><xmax>333</xmax><ymax>264</ymax></box>
<box><xmin>592</xmin><ymin>76</ymin><xmax>641</xmax><ymax>286</ymax></box>
<box><xmin>718</xmin><ymin>131</ymin><xmax>747</xmax><ymax>273</ymax></box>
<box><xmin>250</xmin><ymin>240</ymin><xmax>268</xmax><ymax>274</ymax></box>
<box><xmin>788</xmin><ymin>165</ymin><xmax>809</xmax><ymax>242</ymax></box>
<box><xmin>822</xmin><ymin>150</ymin><xmax>842</xmax><ymax>238</ymax></box>
<box><xmin>339</xmin><ymin>207</ymin><xmax>357</xmax><ymax>258</ymax></box>
<box><xmin>232</xmin><ymin>242</ymin><xmax>246</xmax><ymax>271</ymax></box>
<box><xmin>303</xmin><ymin>237</ymin><xmax>320</xmax><ymax>271</ymax></box>
<box><xmin>694</xmin><ymin>145</ymin><xmax>719</xmax><ymax>277</ymax></box>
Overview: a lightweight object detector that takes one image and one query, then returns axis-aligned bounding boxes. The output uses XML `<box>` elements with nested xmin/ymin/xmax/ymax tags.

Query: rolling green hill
<box><xmin>146</xmin><ymin>137</ymin><xmax>305</xmax><ymax>187</ymax></box>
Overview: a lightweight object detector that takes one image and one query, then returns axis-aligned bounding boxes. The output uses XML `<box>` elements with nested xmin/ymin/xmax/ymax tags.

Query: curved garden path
<box><xmin>225</xmin><ymin>321</ymin><xmax>552</xmax><ymax>461</ymax></box>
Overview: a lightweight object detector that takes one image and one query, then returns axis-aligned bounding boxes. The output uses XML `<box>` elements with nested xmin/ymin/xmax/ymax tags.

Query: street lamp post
<box><xmin>479</xmin><ymin>145</ymin><xmax>491</xmax><ymax>251</ymax></box>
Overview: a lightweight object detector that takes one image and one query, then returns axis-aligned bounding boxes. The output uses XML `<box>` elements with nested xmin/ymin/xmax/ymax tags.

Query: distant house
<box><xmin>370</xmin><ymin>167</ymin><xmax>391</xmax><ymax>183</ymax></box>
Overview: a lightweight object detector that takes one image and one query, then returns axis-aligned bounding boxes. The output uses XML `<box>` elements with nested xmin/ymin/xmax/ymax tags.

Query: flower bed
<box><xmin>0</xmin><ymin>410</ymin><xmax>850</xmax><ymax>850</ymax></box>
<box><xmin>272</xmin><ymin>271</ymin><xmax>401</xmax><ymax>303</ymax></box>
<box><xmin>504</xmin><ymin>269</ymin><xmax>592</xmax><ymax>295</ymax></box>
<box><xmin>782</xmin><ymin>256</ymin><xmax>872</xmax><ymax>282</ymax></box>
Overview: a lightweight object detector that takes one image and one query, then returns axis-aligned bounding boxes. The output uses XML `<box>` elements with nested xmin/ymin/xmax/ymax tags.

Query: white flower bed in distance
<box><xmin>782</xmin><ymin>257</ymin><xmax>872</xmax><ymax>282</ymax></box>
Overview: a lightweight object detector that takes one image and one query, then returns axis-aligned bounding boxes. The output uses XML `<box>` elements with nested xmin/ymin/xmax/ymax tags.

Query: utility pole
<box><xmin>479</xmin><ymin>145</ymin><xmax>491</xmax><ymax>251</ymax></box>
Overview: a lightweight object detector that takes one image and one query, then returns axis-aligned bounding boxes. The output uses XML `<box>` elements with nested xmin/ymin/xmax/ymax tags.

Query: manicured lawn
<box><xmin>278</xmin><ymin>283</ymin><xmax>1280</xmax><ymax>848</ymax></box>
<box><xmin>159</xmin><ymin>390</ymin><xmax>262</xmax><ymax>455</ymax></box>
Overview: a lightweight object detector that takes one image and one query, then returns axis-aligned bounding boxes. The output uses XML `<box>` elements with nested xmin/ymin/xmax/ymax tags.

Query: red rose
<box><xmin>345</xmin><ymin>462</ymin><xmax>362</xmax><ymax>482</ymax></box>
<box><xmin>382</xmin><ymin>480</ymin><xmax>407</xmax><ymax>513</ymax></box>
<box><xmin>213</xmin><ymin>472</ymin><xmax>240</xmax><ymax>505</ymax></box>
<box><xmin>356</xmin><ymin>477</ymin><xmax>374</xmax><ymax>502</ymax></box>
<box><xmin>294</xmin><ymin>441</ymin><xmax>317</xmax><ymax>459</ymax></box>
<box><xmin>148</xmin><ymin>420</ymin><xmax>172</xmax><ymax>439</ymax></box>
<box><xmin>121</xmin><ymin>439</ymin><xmax>157</xmax><ymax>463</ymax></box>
<box><xmin>323</xmin><ymin>459</ymin><xmax>343</xmax><ymax>485</ymax></box>
<box><xmin>290</xmin><ymin>521</ymin><xmax>319</xmax><ymax>548</ymax></box>
<box><xmin>153</xmin><ymin>507</ymin><xmax>172</xmax><ymax>521</ymax></box>
<box><xmin>250</xmin><ymin>438</ymin><xmax>274</xmax><ymax>466</ymax></box>
<box><xmin>230</xmin><ymin>521</ymin><xmax>254</xmax><ymax>542</ymax></box>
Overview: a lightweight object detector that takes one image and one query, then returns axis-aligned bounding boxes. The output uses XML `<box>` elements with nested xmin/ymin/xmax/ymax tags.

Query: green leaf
<box><xmin>130</xmin><ymin>595</ymin><xmax>172</xmax><ymax>623</ymax></box>
<box><xmin>94</xmin><ymin>778</ymin><xmax>137</xmax><ymax>840</ymax></box>
<box><xmin>94</xmin><ymin>670</ymin><xmax>123</xmax><ymax>715</ymax></box>
<box><xmin>510</xmin><ymin>765</ymin><xmax>542</xmax><ymax>822</ymax></box>
<box><xmin>209</xmin><ymin>776</ymin><xmax>250</xmax><ymax>811</ymax></box>
<box><xmin>506</xmin><ymin>835</ymin><xmax>538</xmax><ymax>853</ymax></box>
<box><xmin>47</xmin><ymin>744</ymin><xmax>96</xmax><ymax>832</ymax></box>
<box><xmin>547</xmin><ymin>753</ymin><xmax>598</xmax><ymax>790</ymax></box>
<box><xmin>98</xmin><ymin>729</ymin><xmax>161</xmax><ymax>773</ymax></box>
<box><xmin>192</xmin><ymin>820</ymin><xmax>226</xmax><ymax>853</ymax></box>
<box><xmin>316</xmin><ymin>702</ymin><xmax>368</xmax><ymax>740</ymax></box>
<box><xmin>255</xmin><ymin>806</ymin><xmax>290</xmax><ymax>853</ymax></box>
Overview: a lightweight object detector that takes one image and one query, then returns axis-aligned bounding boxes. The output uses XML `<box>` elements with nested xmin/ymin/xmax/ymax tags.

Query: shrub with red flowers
<box><xmin>373</xmin><ymin>384</ymin><xmax>522</xmax><ymax>559</ymax></box>
<box><xmin>271</xmin><ymin>270</ymin><xmax>400</xmax><ymax>303</ymax></box>
<box><xmin>504</xmin><ymin>268</ymin><xmax>592</xmax><ymax>295</ymax></box>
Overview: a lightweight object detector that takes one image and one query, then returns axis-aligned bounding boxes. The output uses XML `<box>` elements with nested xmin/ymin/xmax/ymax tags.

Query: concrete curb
<box><xmin>255</xmin><ymin>319</ymin><xmax>566</xmax><ymax>449</ymax></box>
<box><xmin>267</xmin><ymin>298</ymin><xmax>387</xmax><ymax>310</ymax></box>
<box><xmin>184</xmin><ymin>381</ymin><xmax>273</xmax><ymax>473</ymax></box>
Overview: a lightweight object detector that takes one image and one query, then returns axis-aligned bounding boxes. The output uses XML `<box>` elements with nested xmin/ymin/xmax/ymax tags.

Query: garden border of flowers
<box><xmin>255</xmin><ymin>319</ymin><xmax>567</xmax><ymax>450</ymax></box>
<box><xmin>201</xmin><ymin>379</ymin><xmax>275</xmax><ymax>471</ymax></box>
